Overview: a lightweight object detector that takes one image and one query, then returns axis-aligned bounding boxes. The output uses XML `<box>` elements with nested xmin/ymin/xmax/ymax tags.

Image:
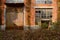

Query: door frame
<box><xmin>3</xmin><ymin>5</ymin><xmax>25</xmax><ymax>30</ymax></box>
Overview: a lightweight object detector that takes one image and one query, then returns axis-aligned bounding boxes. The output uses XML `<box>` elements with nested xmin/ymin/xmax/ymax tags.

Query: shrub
<box><xmin>49</xmin><ymin>21</ymin><xmax>60</xmax><ymax>31</ymax></box>
<box><xmin>41</xmin><ymin>23</ymin><xmax>48</xmax><ymax>29</ymax></box>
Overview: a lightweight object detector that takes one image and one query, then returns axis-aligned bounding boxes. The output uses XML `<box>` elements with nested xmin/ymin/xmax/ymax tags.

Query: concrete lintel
<box><xmin>34</xmin><ymin>6</ymin><xmax>53</xmax><ymax>8</ymax></box>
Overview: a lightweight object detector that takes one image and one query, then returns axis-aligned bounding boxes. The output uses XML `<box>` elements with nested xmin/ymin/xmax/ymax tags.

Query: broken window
<box><xmin>35</xmin><ymin>8</ymin><xmax>52</xmax><ymax>25</ymax></box>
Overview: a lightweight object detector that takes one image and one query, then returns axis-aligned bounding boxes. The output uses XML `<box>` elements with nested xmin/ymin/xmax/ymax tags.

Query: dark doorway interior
<box><xmin>5</xmin><ymin>3</ymin><xmax>24</xmax><ymax>30</ymax></box>
<box><xmin>41</xmin><ymin>20</ymin><xmax>49</xmax><ymax>28</ymax></box>
<box><xmin>5</xmin><ymin>3</ymin><xmax>24</xmax><ymax>7</ymax></box>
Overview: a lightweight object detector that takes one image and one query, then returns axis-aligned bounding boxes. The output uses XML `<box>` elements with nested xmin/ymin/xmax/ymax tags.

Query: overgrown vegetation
<box><xmin>0</xmin><ymin>29</ymin><xmax>60</xmax><ymax>40</ymax></box>
<box><xmin>0</xmin><ymin>21</ymin><xmax>60</xmax><ymax>40</ymax></box>
<box><xmin>50</xmin><ymin>21</ymin><xmax>60</xmax><ymax>31</ymax></box>
<box><xmin>41</xmin><ymin>23</ymin><xmax>48</xmax><ymax>29</ymax></box>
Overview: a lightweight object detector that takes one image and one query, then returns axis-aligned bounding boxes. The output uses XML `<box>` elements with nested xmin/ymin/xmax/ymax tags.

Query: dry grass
<box><xmin>0</xmin><ymin>29</ymin><xmax>60</xmax><ymax>40</ymax></box>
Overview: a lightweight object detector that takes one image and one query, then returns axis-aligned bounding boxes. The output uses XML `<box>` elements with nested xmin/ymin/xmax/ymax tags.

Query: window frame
<box><xmin>35</xmin><ymin>8</ymin><xmax>52</xmax><ymax>25</ymax></box>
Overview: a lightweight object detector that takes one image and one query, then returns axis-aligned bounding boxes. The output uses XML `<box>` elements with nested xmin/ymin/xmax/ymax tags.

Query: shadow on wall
<box><xmin>0</xmin><ymin>8</ymin><xmax>2</xmax><ymax>25</ymax></box>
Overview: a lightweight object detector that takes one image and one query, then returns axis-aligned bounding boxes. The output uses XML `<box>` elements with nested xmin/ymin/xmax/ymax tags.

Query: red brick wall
<box><xmin>0</xmin><ymin>0</ymin><xmax>58</xmax><ymax>27</ymax></box>
<box><xmin>30</xmin><ymin>0</ymin><xmax>58</xmax><ymax>26</ymax></box>
<box><xmin>0</xmin><ymin>0</ymin><xmax>5</xmax><ymax>25</ymax></box>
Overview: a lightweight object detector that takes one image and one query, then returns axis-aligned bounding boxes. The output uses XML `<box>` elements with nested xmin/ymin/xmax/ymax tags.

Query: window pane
<box><xmin>46</xmin><ymin>1</ymin><xmax>52</xmax><ymax>4</ymax></box>
<box><xmin>36</xmin><ymin>0</ymin><xmax>52</xmax><ymax>4</ymax></box>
